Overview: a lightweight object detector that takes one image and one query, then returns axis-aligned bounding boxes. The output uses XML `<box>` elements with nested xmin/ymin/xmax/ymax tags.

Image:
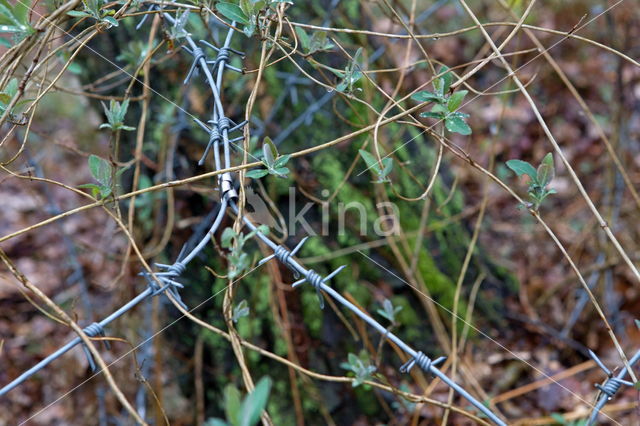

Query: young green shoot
<box><xmin>67</xmin><ymin>0</ymin><xmax>119</xmax><ymax>28</ymax></box>
<box><xmin>506</xmin><ymin>152</ymin><xmax>557</xmax><ymax>211</ymax></box>
<box><xmin>340</xmin><ymin>352</ymin><xmax>377</xmax><ymax>388</ymax></box>
<box><xmin>78</xmin><ymin>155</ymin><xmax>127</xmax><ymax>200</ymax></box>
<box><xmin>99</xmin><ymin>99</ymin><xmax>136</xmax><ymax>132</ymax></box>
<box><xmin>412</xmin><ymin>66</ymin><xmax>471</xmax><ymax>135</ymax></box>
<box><xmin>221</xmin><ymin>225</ymin><xmax>269</xmax><ymax>278</ymax></box>
<box><xmin>245</xmin><ymin>137</ymin><xmax>291</xmax><ymax>179</ymax></box>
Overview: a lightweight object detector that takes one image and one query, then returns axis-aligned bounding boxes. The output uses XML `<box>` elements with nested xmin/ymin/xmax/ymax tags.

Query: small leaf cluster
<box><xmin>78</xmin><ymin>155</ymin><xmax>126</xmax><ymax>199</ymax></box>
<box><xmin>0</xmin><ymin>0</ymin><xmax>35</xmax><ymax>45</ymax></box>
<box><xmin>246</xmin><ymin>137</ymin><xmax>291</xmax><ymax>179</ymax></box>
<box><xmin>506</xmin><ymin>152</ymin><xmax>556</xmax><ymax>211</ymax></box>
<box><xmin>294</xmin><ymin>27</ymin><xmax>334</xmax><ymax>55</ymax></box>
<box><xmin>232</xmin><ymin>299</ymin><xmax>250</xmax><ymax>323</ymax></box>
<box><xmin>376</xmin><ymin>298</ymin><xmax>402</xmax><ymax>323</ymax></box>
<box><xmin>221</xmin><ymin>225</ymin><xmax>269</xmax><ymax>278</ymax></box>
<box><xmin>67</xmin><ymin>0</ymin><xmax>119</xmax><ymax>27</ymax></box>
<box><xmin>0</xmin><ymin>78</ymin><xmax>31</xmax><ymax>123</ymax></box>
<box><xmin>205</xmin><ymin>377</ymin><xmax>272</xmax><ymax>426</ymax></box>
<box><xmin>358</xmin><ymin>149</ymin><xmax>393</xmax><ymax>184</ymax></box>
<box><xmin>330</xmin><ymin>47</ymin><xmax>363</xmax><ymax>94</ymax></box>
<box><xmin>217</xmin><ymin>1</ymin><xmax>288</xmax><ymax>37</ymax></box>
<box><xmin>99</xmin><ymin>99</ymin><xmax>136</xmax><ymax>132</ymax></box>
<box><xmin>340</xmin><ymin>352</ymin><xmax>377</xmax><ymax>387</ymax></box>
<box><xmin>412</xmin><ymin>66</ymin><xmax>471</xmax><ymax>135</ymax></box>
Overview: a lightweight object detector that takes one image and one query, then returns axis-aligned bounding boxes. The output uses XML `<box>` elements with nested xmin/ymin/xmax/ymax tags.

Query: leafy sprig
<box><xmin>412</xmin><ymin>66</ymin><xmax>471</xmax><ymax>135</ymax></box>
<box><xmin>376</xmin><ymin>298</ymin><xmax>402</xmax><ymax>323</ymax></box>
<box><xmin>205</xmin><ymin>376</ymin><xmax>272</xmax><ymax>426</ymax></box>
<box><xmin>78</xmin><ymin>155</ymin><xmax>127</xmax><ymax>199</ymax></box>
<box><xmin>340</xmin><ymin>352</ymin><xmax>377</xmax><ymax>387</ymax></box>
<box><xmin>0</xmin><ymin>0</ymin><xmax>35</xmax><ymax>45</ymax></box>
<box><xmin>506</xmin><ymin>152</ymin><xmax>556</xmax><ymax>210</ymax></box>
<box><xmin>67</xmin><ymin>0</ymin><xmax>119</xmax><ymax>27</ymax></box>
<box><xmin>0</xmin><ymin>78</ymin><xmax>32</xmax><ymax>123</ymax></box>
<box><xmin>99</xmin><ymin>99</ymin><xmax>136</xmax><ymax>132</ymax></box>
<box><xmin>221</xmin><ymin>225</ymin><xmax>269</xmax><ymax>278</ymax></box>
<box><xmin>329</xmin><ymin>47</ymin><xmax>364</xmax><ymax>94</ymax></box>
<box><xmin>232</xmin><ymin>300</ymin><xmax>250</xmax><ymax>323</ymax></box>
<box><xmin>246</xmin><ymin>137</ymin><xmax>291</xmax><ymax>179</ymax></box>
<box><xmin>295</xmin><ymin>27</ymin><xmax>334</xmax><ymax>55</ymax></box>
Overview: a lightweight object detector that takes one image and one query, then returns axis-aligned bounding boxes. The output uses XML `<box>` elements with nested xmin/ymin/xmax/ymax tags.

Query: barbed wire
<box><xmin>1</xmin><ymin>2</ymin><xmax>635</xmax><ymax>425</ymax></box>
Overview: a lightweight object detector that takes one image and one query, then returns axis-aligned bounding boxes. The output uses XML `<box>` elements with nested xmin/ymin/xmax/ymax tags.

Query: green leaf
<box><xmin>0</xmin><ymin>93</ymin><xmax>11</xmax><ymax>104</ymax></box>
<box><xmin>420</xmin><ymin>111</ymin><xmax>443</xmax><ymax>119</ymax></box>
<box><xmin>273</xmin><ymin>154</ymin><xmax>290</xmax><ymax>168</ymax></box>
<box><xmin>506</xmin><ymin>159</ymin><xmax>538</xmax><ymax>181</ymax></box>
<box><xmin>0</xmin><ymin>24</ymin><xmax>22</xmax><ymax>33</ymax></box>
<box><xmin>411</xmin><ymin>90</ymin><xmax>441</xmax><ymax>103</ymax></box>
<box><xmin>439</xmin><ymin>65</ymin><xmax>452</xmax><ymax>94</ymax></box>
<box><xmin>536</xmin><ymin>152</ymin><xmax>555</xmax><ymax>187</ymax></box>
<box><xmin>221</xmin><ymin>228</ymin><xmax>236</xmax><ymax>248</ymax></box>
<box><xmin>224</xmin><ymin>384</ymin><xmax>242</xmax><ymax>426</ymax></box>
<box><xmin>239</xmin><ymin>0</ymin><xmax>253</xmax><ymax>17</ymax></box>
<box><xmin>431</xmin><ymin>103</ymin><xmax>448</xmax><ymax>114</ymax></box>
<box><xmin>66</xmin><ymin>10</ymin><xmax>90</xmax><ymax>17</ymax></box>
<box><xmin>216</xmin><ymin>2</ymin><xmax>249</xmax><ymax>24</ymax></box>
<box><xmin>380</xmin><ymin>157</ymin><xmax>393</xmax><ymax>178</ymax></box>
<box><xmin>239</xmin><ymin>377</ymin><xmax>271</xmax><ymax>426</ymax></box>
<box><xmin>295</xmin><ymin>26</ymin><xmax>310</xmax><ymax>51</ymax></box>
<box><xmin>246</xmin><ymin>169</ymin><xmax>269</xmax><ymax>179</ymax></box>
<box><xmin>88</xmin><ymin>154</ymin><xmax>112</xmax><ymax>186</ymax></box>
<box><xmin>447</xmin><ymin>90</ymin><xmax>467</xmax><ymax>112</ymax></box>
<box><xmin>445</xmin><ymin>115</ymin><xmax>471</xmax><ymax>135</ymax></box>
<box><xmin>262</xmin><ymin>136</ymin><xmax>277</xmax><ymax>166</ymax></box>
<box><xmin>358</xmin><ymin>149</ymin><xmax>381</xmax><ymax>174</ymax></box>
<box><xmin>102</xmin><ymin>16</ymin><xmax>118</xmax><ymax>27</ymax></box>
<box><xmin>13</xmin><ymin>0</ymin><xmax>30</xmax><ymax>23</ymax></box>
<box><xmin>272</xmin><ymin>167</ymin><xmax>289</xmax><ymax>177</ymax></box>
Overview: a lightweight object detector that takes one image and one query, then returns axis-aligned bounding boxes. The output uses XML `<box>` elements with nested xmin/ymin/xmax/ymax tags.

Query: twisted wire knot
<box><xmin>183</xmin><ymin>46</ymin><xmax>207</xmax><ymax>84</ymax></box>
<box><xmin>215</xmin><ymin>46</ymin><xmax>230</xmax><ymax>64</ymax></box>
<box><xmin>400</xmin><ymin>351</ymin><xmax>445</xmax><ymax>374</ymax></box>
<box><xmin>81</xmin><ymin>322</ymin><xmax>110</xmax><ymax>372</ymax></box>
<box><xmin>305</xmin><ymin>270</ymin><xmax>324</xmax><ymax>290</ymax></box>
<box><xmin>596</xmin><ymin>377</ymin><xmax>624</xmax><ymax>399</ymax></box>
<box><xmin>259</xmin><ymin>237</ymin><xmax>308</xmax><ymax>278</ymax></box>
<box><xmin>139</xmin><ymin>263</ymin><xmax>188</xmax><ymax>310</ymax></box>
<box><xmin>273</xmin><ymin>245</ymin><xmax>293</xmax><ymax>264</ymax></box>
<box><xmin>217</xmin><ymin>117</ymin><xmax>231</xmax><ymax>133</ymax></box>
<box><xmin>291</xmin><ymin>264</ymin><xmax>346</xmax><ymax>310</ymax></box>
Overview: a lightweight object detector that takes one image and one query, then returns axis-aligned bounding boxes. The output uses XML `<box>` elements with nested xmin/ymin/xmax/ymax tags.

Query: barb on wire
<box><xmin>201</xmin><ymin>40</ymin><xmax>244</xmax><ymax>73</ymax></box>
<box><xmin>81</xmin><ymin>322</ymin><xmax>111</xmax><ymax>372</ymax></box>
<box><xmin>587</xmin><ymin>349</ymin><xmax>640</xmax><ymax>425</ymax></box>
<box><xmin>399</xmin><ymin>351</ymin><xmax>446</xmax><ymax>374</ymax></box>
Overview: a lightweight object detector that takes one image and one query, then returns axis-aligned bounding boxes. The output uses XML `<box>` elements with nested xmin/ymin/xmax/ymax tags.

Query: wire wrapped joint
<box><xmin>81</xmin><ymin>322</ymin><xmax>109</xmax><ymax>372</ymax></box>
<box><xmin>399</xmin><ymin>351</ymin><xmax>446</xmax><ymax>374</ymax></box>
<box><xmin>588</xmin><ymin>349</ymin><xmax>634</xmax><ymax>400</ymax></box>
<box><xmin>259</xmin><ymin>237</ymin><xmax>309</xmax><ymax>278</ymax></box>
<box><xmin>292</xmin><ymin>265</ymin><xmax>346</xmax><ymax>309</ymax></box>
<box><xmin>220</xmin><ymin>172</ymin><xmax>237</xmax><ymax>201</ymax></box>
<box><xmin>183</xmin><ymin>46</ymin><xmax>207</xmax><ymax>84</ymax></box>
<box><xmin>200</xmin><ymin>40</ymin><xmax>244</xmax><ymax>73</ymax></box>
<box><xmin>141</xmin><ymin>262</ymin><xmax>188</xmax><ymax>310</ymax></box>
